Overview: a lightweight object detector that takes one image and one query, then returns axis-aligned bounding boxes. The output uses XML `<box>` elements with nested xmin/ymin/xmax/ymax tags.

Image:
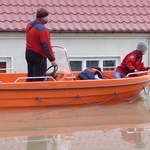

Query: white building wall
<box><xmin>0</xmin><ymin>33</ymin><xmax>149</xmax><ymax>72</ymax></box>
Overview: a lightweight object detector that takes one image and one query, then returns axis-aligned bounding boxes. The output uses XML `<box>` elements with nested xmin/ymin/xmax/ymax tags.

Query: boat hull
<box><xmin>0</xmin><ymin>75</ymin><xmax>149</xmax><ymax>108</ymax></box>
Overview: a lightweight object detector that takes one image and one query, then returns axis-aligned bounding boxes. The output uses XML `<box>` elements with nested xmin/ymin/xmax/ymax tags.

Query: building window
<box><xmin>0</xmin><ymin>62</ymin><xmax>6</xmax><ymax>73</ymax></box>
<box><xmin>69</xmin><ymin>57</ymin><xmax>119</xmax><ymax>71</ymax></box>
<box><xmin>102</xmin><ymin>60</ymin><xmax>116</xmax><ymax>71</ymax></box>
<box><xmin>0</xmin><ymin>57</ymin><xmax>13</xmax><ymax>73</ymax></box>
<box><xmin>86</xmin><ymin>60</ymin><xmax>99</xmax><ymax>68</ymax></box>
<box><xmin>69</xmin><ymin>61</ymin><xmax>82</xmax><ymax>71</ymax></box>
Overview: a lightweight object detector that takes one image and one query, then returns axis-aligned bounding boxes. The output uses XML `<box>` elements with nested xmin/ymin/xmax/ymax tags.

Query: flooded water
<box><xmin>0</xmin><ymin>93</ymin><xmax>150</xmax><ymax>150</ymax></box>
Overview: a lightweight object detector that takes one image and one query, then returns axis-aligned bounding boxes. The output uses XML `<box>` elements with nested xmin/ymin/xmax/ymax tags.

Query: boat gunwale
<box><xmin>0</xmin><ymin>77</ymin><xmax>149</xmax><ymax>90</ymax></box>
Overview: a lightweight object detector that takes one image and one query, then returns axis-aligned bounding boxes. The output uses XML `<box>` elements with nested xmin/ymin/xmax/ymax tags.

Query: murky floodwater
<box><xmin>0</xmin><ymin>93</ymin><xmax>150</xmax><ymax>150</ymax></box>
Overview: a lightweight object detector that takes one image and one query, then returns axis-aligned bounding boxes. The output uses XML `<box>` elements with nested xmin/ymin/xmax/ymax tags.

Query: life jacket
<box><xmin>78</xmin><ymin>67</ymin><xmax>105</xmax><ymax>80</ymax></box>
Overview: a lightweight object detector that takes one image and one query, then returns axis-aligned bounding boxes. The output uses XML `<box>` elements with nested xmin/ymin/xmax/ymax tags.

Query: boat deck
<box><xmin>0</xmin><ymin>70</ymin><xmax>148</xmax><ymax>83</ymax></box>
<box><xmin>0</xmin><ymin>71</ymin><xmax>114</xmax><ymax>83</ymax></box>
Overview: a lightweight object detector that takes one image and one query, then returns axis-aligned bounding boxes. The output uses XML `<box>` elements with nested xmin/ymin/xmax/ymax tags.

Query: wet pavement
<box><xmin>0</xmin><ymin>94</ymin><xmax>150</xmax><ymax>150</ymax></box>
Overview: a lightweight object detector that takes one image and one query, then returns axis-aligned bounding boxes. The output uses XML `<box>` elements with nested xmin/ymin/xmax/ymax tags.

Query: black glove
<box><xmin>129</xmin><ymin>69</ymin><xmax>136</xmax><ymax>72</ymax></box>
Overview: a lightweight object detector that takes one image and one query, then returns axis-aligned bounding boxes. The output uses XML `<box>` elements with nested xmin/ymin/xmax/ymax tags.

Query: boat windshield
<box><xmin>51</xmin><ymin>46</ymin><xmax>72</xmax><ymax>74</ymax></box>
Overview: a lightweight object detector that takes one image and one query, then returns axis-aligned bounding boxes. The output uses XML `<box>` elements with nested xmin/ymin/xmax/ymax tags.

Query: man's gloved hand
<box><xmin>51</xmin><ymin>61</ymin><xmax>58</xmax><ymax>66</ymax></box>
<box><xmin>147</xmin><ymin>67</ymin><xmax>150</xmax><ymax>70</ymax></box>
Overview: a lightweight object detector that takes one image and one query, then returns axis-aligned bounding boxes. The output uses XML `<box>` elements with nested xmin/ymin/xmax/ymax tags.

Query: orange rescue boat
<box><xmin>0</xmin><ymin>46</ymin><xmax>150</xmax><ymax>108</ymax></box>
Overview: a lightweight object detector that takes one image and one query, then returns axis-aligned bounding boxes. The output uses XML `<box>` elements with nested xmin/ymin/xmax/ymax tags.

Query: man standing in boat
<box><xmin>25</xmin><ymin>8</ymin><xmax>57</xmax><ymax>82</ymax></box>
<box><xmin>114</xmin><ymin>41</ymin><xmax>150</xmax><ymax>78</ymax></box>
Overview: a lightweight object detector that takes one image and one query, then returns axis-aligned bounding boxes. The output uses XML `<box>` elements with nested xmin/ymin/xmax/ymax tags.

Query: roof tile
<box><xmin>0</xmin><ymin>0</ymin><xmax>150</xmax><ymax>33</ymax></box>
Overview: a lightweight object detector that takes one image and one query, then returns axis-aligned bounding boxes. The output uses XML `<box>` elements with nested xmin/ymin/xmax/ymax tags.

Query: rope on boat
<box><xmin>77</xmin><ymin>93</ymin><xmax>116</xmax><ymax>105</ymax></box>
<box><xmin>77</xmin><ymin>88</ymin><xmax>145</xmax><ymax>105</ymax></box>
<box><xmin>36</xmin><ymin>95</ymin><xmax>79</xmax><ymax>105</ymax></box>
<box><xmin>36</xmin><ymin>87</ymin><xmax>147</xmax><ymax>106</ymax></box>
<box><xmin>114</xmin><ymin>88</ymin><xmax>144</xmax><ymax>102</ymax></box>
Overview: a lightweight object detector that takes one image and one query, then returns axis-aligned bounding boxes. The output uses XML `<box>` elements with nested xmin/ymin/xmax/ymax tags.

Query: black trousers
<box><xmin>25</xmin><ymin>49</ymin><xmax>47</xmax><ymax>82</ymax></box>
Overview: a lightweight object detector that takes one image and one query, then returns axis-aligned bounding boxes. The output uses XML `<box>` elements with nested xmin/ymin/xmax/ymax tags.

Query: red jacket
<box><xmin>26</xmin><ymin>18</ymin><xmax>55</xmax><ymax>62</ymax></box>
<box><xmin>115</xmin><ymin>50</ymin><xmax>148</xmax><ymax>76</ymax></box>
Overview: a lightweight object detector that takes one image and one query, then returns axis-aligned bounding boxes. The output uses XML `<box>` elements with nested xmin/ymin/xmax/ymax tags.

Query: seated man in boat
<box><xmin>78</xmin><ymin>67</ymin><xmax>105</xmax><ymax>80</ymax></box>
<box><xmin>114</xmin><ymin>41</ymin><xmax>150</xmax><ymax>78</ymax></box>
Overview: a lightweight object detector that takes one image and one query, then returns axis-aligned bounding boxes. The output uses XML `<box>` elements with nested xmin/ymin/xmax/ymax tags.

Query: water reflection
<box><xmin>121</xmin><ymin>128</ymin><xmax>145</xmax><ymax>149</ymax></box>
<box><xmin>0</xmin><ymin>96</ymin><xmax>150</xmax><ymax>150</ymax></box>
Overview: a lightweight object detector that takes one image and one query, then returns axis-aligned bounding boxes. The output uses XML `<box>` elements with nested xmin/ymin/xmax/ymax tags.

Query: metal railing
<box><xmin>14</xmin><ymin>76</ymin><xmax>56</xmax><ymax>83</ymax></box>
<box><xmin>126</xmin><ymin>70</ymin><xmax>150</xmax><ymax>77</ymax></box>
<box><xmin>0</xmin><ymin>68</ymin><xmax>17</xmax><ymax>73</ymax></box>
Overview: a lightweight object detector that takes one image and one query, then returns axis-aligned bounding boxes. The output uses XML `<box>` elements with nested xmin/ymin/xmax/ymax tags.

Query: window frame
<box><xmin>0</xmin><ymin>56</ymin><xmax>13</xmax><ymax>73</ymax></box>
<box><xmin>100</xmin><ymin>58</ymin><xmax>119</xmax><ymax>71</ymax></box>
<box><xmin>69</xmin><ymin>56</ymin><xmax>121</xmax><ymax>71</ymax></box>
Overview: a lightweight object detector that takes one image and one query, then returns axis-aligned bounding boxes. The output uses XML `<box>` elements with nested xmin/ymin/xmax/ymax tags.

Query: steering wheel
<box><xmin>43</xmin><ymin>65</ymin><xmax>58</xmax><ymax>79</ymax></box>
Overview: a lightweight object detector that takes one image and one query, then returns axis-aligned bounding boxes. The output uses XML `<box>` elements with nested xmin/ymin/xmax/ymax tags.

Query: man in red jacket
<box><xmin>114</xmin><ymin>41</ymin><xmax>150</xmax><ymax>78</ymax></box>
<box><xmin>25</xmin><ymin>8</ymin><xmax>57</xmax><ymax>82</ymax></box>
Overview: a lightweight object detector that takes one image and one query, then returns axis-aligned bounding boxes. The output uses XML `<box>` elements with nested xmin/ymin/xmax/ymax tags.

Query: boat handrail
<box><xmin>126</xmin><ymin>70</ymin><xmax>150</xmax><ymax>77</ymax></box>
<box><xmin>0</xmin><ymin>68</ymin><xmax>17</xmax><ymax>73</ymax></box>
<box><xmin>14</xmin><ymin>76</ymin><xmax>56</xmax><ymax>83</ymax></box>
